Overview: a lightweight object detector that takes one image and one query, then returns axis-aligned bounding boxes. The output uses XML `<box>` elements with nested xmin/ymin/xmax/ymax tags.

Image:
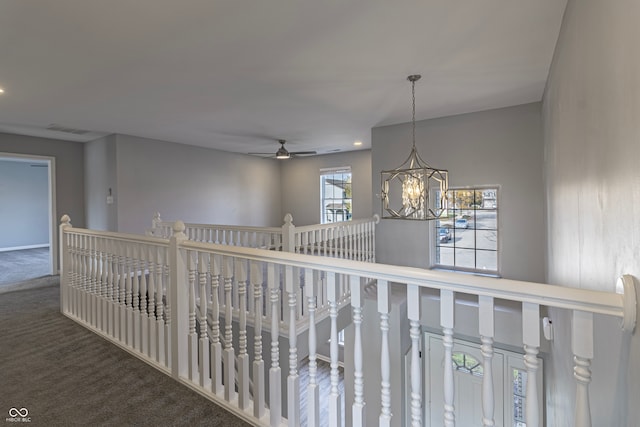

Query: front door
<box><xmin>426</xmin><ymin>334</ymin><xmax>505</xmax><ymax>427</ymax></box>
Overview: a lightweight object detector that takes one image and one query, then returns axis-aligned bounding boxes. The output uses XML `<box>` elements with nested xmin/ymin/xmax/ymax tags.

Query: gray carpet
<box><xmin>0</xmin><ymin>283</ymin><xmax>251</xmax><ymax>427</ymax></box>
<box><xmin>0</xmin><ymin>247</ymin><xmax>51</xmax><ymax>286</ymax></box>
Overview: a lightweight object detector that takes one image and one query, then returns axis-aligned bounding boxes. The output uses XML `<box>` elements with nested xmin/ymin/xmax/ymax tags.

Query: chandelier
<box><xmin>380</xmin><ymin>75</ymin><xmax>448</xmax><ymax>220</ymax></box>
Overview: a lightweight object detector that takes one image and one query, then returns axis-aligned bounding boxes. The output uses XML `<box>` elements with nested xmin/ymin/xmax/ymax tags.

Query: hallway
<box><xmin>0</xmin><ymin>284</ymin><xmax>251</xmax><ymax>426</ymax></box>
<box><xmin>0</xmin><ymin>247</ymin><xmax>53</xmax><ymax>293</ymax></box>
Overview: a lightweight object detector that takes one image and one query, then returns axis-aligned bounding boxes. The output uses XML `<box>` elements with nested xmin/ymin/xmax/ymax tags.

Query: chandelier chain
<box><xmin>412</xmin><ymin>78</ymin><xmax>416</xmax><ymax>149</ymax></box>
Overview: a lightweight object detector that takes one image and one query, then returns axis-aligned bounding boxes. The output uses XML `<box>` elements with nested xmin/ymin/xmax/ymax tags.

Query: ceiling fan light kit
<box><xmin>249</xmin><ymin>139</ymin><xmax>317</xmax><ymax>159</ymax></box>
<box><xmin>276</xmin><ymin>140</ymin><xmax>291</xmax><ymax>159</ymax></box>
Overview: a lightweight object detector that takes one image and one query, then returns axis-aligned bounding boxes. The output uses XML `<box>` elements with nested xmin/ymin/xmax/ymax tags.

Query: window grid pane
<box><xmin>321</xmin><ymin>171</ymin><xmax>352</xmax><ymax>224</ymax></box>
<box><xmin>434</xmin><ymin>187</ymin><xmax>499</xmax><ymax>275</ymax></box>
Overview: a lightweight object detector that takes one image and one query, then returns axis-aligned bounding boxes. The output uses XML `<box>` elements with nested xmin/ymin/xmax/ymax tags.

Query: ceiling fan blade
<box><xmin>290</xmin><ymin>151</ymin><xmax>317</xmax><ymax>155</ymax></box>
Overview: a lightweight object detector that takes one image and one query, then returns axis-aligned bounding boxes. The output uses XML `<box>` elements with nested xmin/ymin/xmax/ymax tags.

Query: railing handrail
<box><xmin>292</xmin><ymin>215</ymin><xmax>380</xmax><ymax>233</ymax></box>
<box><xmin>179</xmin><ymin>238</ymin><xmax>633</xmax><ymax>322</ymax></box>
<box><xmin>157</xmin><ymin>220</ymin><xmax>282</xmax><ymax>234</ymax></box>
<box><xmin>152</xmin><ymin>215</ymin><xmax>379</xmax><ymax>238</ymax></box>
<box><xmin>63</xmin><ymin>223</ymin><xmax>633</xmax><ymax>326</ymax></box>
<box><xmin>66</xmin><ymin>227</ymin><xmax>170</xmax><ymax>247</ymax></box>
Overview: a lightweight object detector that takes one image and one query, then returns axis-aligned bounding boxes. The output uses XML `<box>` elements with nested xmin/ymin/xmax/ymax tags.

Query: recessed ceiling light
<box><xmin>0</xmin><ymin>88</ymin><xmax>4</xmax><ymax>94</ymax></box>
<box><xmin>354</xmin><ymin>140</ymin><xmax>363</xmax><ymax>146</ymax></box>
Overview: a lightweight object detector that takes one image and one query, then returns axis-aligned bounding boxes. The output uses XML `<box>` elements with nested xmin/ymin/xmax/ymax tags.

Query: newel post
<box><xmin>169</xmin><ymin>220</ymin><xmax>189</xmax><ymax>380</ymax></box>
<box><xmin>147</xmin><ymin>212</ymin><xmax>162</xmax><ymax>236</ymax></box>
<box><xmin>59</xmin><ymin>215</ymin><xmax>72</xmax><ymax>314</ymax></box>
<box><xmin>282</xmin><ymin>213</ymin><xmax>296</xmax><ymax>253</ymax></box>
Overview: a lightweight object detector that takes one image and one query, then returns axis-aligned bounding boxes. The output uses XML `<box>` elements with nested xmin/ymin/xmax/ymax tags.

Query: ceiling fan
<box><xmin>249</xmin><ymin>139</ymin><xmax>317</xmax><ymax>159</ymax></box>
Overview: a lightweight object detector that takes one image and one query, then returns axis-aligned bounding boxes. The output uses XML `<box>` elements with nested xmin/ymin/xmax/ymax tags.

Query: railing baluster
<box><xmin>113</xmin><ymin>242</ymin><xmax>121</xmax><ymax>336</ymax></box>
<box><xmin>119</xmin><ymin>244</ymin><xmax>126</xmax><ymax>343</ymax></box>
<box><xmin>237</xmin><ymin>259</ymin><xmax>250</xmax><ymax>410</ymax></box>
<box><xmin>306</xmin><ymin>269</ymin><xmax>320</xmax><ymax>427</ymax></box>
<box><xmin>90</xmin><ymin>235</ymin><xmax>97</xmax><ymax>327</ymax></box>
<box><xmin>198</xmin><ymin>252</ymin><xmax>210</xmax><ymax>389</ymax></box>
<box><xmin>251</xmin><ymin>261</ymin><xmax>266</xmax><ymax>419</ymax></box>
<box><xmin>327</xmin><ymin>272</ymin><xmax>341</xmax><ymax>426</ymax></box>
<box><xmin>140</xmin><ymin>250</ymin><xmax>148</xmax><ymax>355</ymax></box>
<box><xmin>98</xmin><ymin>239</ymin><xmax>106</xmax><ymax>332</ymax></box>
<box><xmin>441</xmin><ymin>289</ymin><xmax>455</xmax><ymax>427</ymax></box>
<box><xmin>479</xmin><ymin>295</ymin><xmax>495</xmax><ymax>427</ymax></box>
<box><xmin>408</xmin><ymin>284</ymin><xmax>422</xmax><ymax>427</ymax></box>
<box><xmin>163</xmin><ymin>252</ymin><xmax>172</xmax><ymax>371</ymax></box>
<box><xmin>523</xmin><ymin>302</ymin><xmax>540</xmax><ymax>427</ymax></box>
<box><xmin>155</xmin><ymin>248</ymin><xmax>165</xmax><ymax>366</ymax></box>
<box><xmin>573</xmin><ymin>310</ymin><xmax>593</xmax><ymax>427</ymax></box>
<box><xmin>187</xmin><ymin>251</ymin><xmax>198</xmax><ymax>382</ymax></box>
<box><xmin>133</xmin><ymin>247</ymin><xmax>142</xmax><ymax>351</ymax></box>
<box><xmin>209</xmin><ymin>254</ymin><xmax>223</xmax><ymax>395</ymax></box>
<box><xmin>125</xmin><ymin>246</ymin><xmax>134</xmax><ymax>347</ymax></box>
<box><xmin>106</xmin><ymin>241</ymin><xmax>115</xmax><ymax>337</ymax></box>
<box><xmin>80</xmin><ymin>233</ymin><xmax>86</xmax><ymax>318</ymax></box>
<box><xmin>223</xmin><ymin>256</ymin><xmax>236</xmax><ymax>402</ymax></box>
<box><xmin>379</xmin><ymin>279</ymin><xmax>392</xmax><ymax>427</ymax></box>
<box><xmin>148</xmin><ymin>246</ymin><xmax>157</xmax><ymax>361</ymax></box>
<box><xmin>268</xmin><ymin>263</ymin><xmax>282</xmax><ymax>427</ymax></box>
<box><xmin>286</xmin><ymin>265</ymin><xmax>300</xmax><ymax>426</ymax></box>
<box><xmin>351</xmin><ymin>275</ymin><xmax>365</xmax><ymax>427</ymax></box>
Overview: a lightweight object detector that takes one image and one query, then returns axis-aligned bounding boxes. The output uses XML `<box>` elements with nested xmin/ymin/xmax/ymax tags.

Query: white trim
<box><xmin>0</xmin><ymin>244</ymin><xmax>50</xmax><ymax>252</ymax></box>
<box><xmin>430</xmin><ymin>185</ymin><xmax>501</xmax><ymax>277</ymax></box>
<box><xmin>320</xmin><ymin>166</ymin><xmax>351</xmax><ymax>175</ymax></box>
<box><xmin>0</xmin><ymin>152</ymin><xmax>57</xmax><ymax>275</ymax></box>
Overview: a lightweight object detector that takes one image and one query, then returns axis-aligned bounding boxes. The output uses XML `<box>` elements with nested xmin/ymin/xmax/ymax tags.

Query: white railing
<box><xmin>147</xmin><ymin>213</ymin><xmax>378</xmax><ymax>334</ymax></box>
<box><xmin>290</xmin><ymin>215</ymin><xmax>378</xmax><ymax>262</ymax></box>
<box><xmin>60</xmin><ymin>216</ymin><xmax>637</xmax><ymax>427</ymax></box>
<box><xmin>147</xmin><ymin>212</ymin><xmax>284</xmax><ymax>250</ymax></box>
<box><xmin>147</xmin><ymin>212</ymin><xmax>379</xmax><ymax>263</ymax></box>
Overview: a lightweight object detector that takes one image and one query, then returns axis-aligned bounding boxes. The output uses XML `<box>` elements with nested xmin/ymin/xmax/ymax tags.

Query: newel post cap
<box><xmin>60</xmin><ymin>214</ymin><xmax>71</xmax><ymax>226</ymax></box>
<box><xmin>172</xmin><ymin>220</ymin><xmax>186</xmax><ymax>237</ymax></box>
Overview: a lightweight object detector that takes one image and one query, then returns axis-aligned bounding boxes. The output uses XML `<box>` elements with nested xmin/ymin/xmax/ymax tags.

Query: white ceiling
<box><xmin>0</xmin><ymin>1</ymin><xmax>567</xmax><ymax>156</ymax></box>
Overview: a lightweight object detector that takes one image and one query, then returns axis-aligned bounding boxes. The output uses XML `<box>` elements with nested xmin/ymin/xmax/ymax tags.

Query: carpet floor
<box><xmin>0</xmin><ymin>284</ymin><xmax>251</xmax><ymax>427</ymax></box>
<box><xmin>0</xmin><ymin>247</ymin><xmax>51</xmax><ymax>286</ymax></box>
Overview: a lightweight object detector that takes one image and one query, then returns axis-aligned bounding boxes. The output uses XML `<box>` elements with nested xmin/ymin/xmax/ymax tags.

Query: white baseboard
<box><xmin>0</xmin><ymin>244</ymin><xmax>50</xmax><ymax>252</ymax></box>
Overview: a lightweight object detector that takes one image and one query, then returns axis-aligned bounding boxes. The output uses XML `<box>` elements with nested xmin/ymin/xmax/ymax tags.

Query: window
<box><xmin>452</xmin><ymin>351</ymin><xmax>483</xmax><ymax>377</ymax></box>
<box><xmin>320</xmin><ymin>167</ymin><xmax>352</xmax><ymax>224</ymax></box>
<box><xmin>512</xmin><ymin>368</ymin><xmax>527</xmax><ymax>427</ymax></box>
<box><xmin>433</xmin><ymin>187</ymin><xmax>499</xmax><ymax>275</ymax></box>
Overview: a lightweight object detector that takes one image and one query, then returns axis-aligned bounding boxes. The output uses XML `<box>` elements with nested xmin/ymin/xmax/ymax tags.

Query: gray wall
<box><xmin>372</xmin><ymin>102</ymin><xmax>545</xmax><ymax>282</ymax></box>
<box><xmin>113</xmin><ymin>134</ymin><xmax>283</xmax><ymax>234</ymax></box>
<box><xmin>0</xmin><ymin>160</ymin><xmax>49</xmax><ymax>249</ymax></box>
<box><xmin>542</xmin><ymin>0</ymin><xmax>640</xmax><ymax>425</ymax></box>
<box><xmin>85</xmin><ymin>135</ymin><xmax>118</xmax><ymax>231</ymax></box>
<box><xmin>280</xmin><ymin>150</ymin><xmax>372</xmax><ymax>226</ymax></box>
<box><xmin>0</xmin><ymin>133</ymin><xmax>85</xmax><ymax>229</ymax></box>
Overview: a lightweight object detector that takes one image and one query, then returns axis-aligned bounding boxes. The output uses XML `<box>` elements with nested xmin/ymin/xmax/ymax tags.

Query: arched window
<box><xmin>451</xmin><ymin>351</ymin><xmax>484</xmax><ymax>377</ymax></box>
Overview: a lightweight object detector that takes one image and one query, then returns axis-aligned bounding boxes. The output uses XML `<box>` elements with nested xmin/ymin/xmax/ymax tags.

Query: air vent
<box><xmin>46</xmin><ymin>123</ymin><xmax>91</xmax><ymax>135</ymax></box>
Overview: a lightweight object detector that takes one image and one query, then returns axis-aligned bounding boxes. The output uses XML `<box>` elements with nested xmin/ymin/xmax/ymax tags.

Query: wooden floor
<box><xmin>299</xmin><ymin>357</ymin><xmax>345</xmax><ymax>427</ymax></box>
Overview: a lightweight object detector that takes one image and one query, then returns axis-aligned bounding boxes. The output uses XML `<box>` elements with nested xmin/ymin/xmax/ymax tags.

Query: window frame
<box><xmin>319</xmin><ymin>167</ymin><xmax>353</xmax><ymax>224</ymax></box>
<box><xmin>430</xmin><ymin>185</ymin><xmax>501</xmax><ymax>277</ymax></box>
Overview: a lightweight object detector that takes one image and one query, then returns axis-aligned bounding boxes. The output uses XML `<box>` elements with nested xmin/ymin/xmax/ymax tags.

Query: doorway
<box><xmin>423</xmin><ymin>332</ymin><xmax>542</xmax><ymax>427</ymax></box>
<box><xmin>0</xmin><ymin>153</ymin><xmax>56</xmax><ymax>284</ymax></box>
